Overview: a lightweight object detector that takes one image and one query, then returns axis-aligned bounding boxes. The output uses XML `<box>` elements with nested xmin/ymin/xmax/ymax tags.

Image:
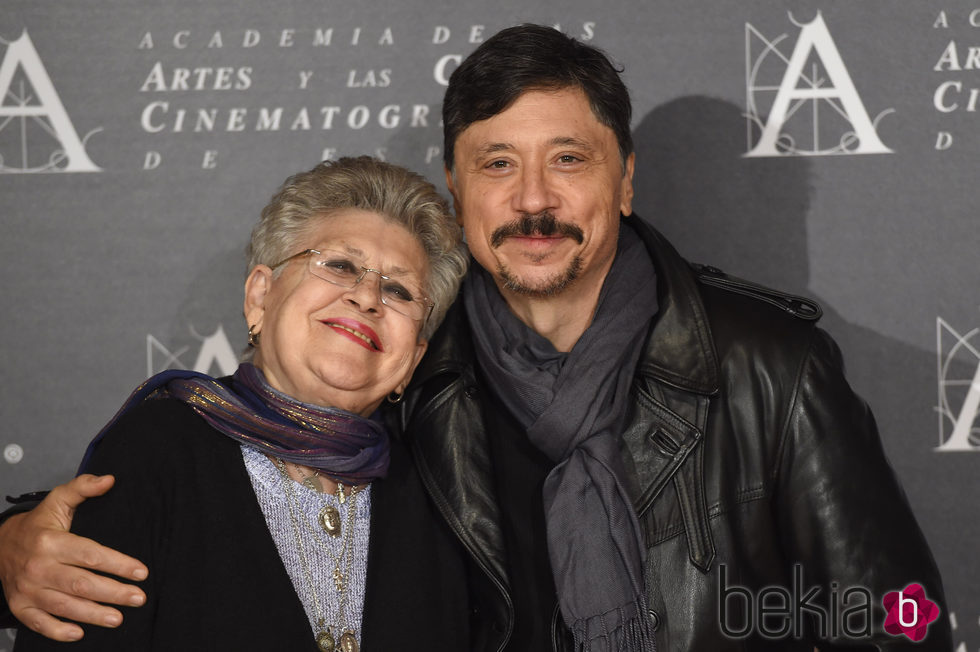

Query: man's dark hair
<box><xmin>442</xmin><ymin>24</ymin><xmax>633</xmax><ymax>172</ymax></box>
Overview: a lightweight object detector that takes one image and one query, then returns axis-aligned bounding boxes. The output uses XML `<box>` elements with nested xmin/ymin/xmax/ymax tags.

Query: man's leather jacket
<box><xmin>399</xmin><ymin>214</ymin><xmax>952</xmax><ymax>651</ymax></box>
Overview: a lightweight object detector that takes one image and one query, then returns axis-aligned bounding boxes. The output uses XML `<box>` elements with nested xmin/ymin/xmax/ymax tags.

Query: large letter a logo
<box><xmin>745</xmin><ymin>12</ymin><xmax>893</xmax><ymax>157</ymax></box>
<box><xmin>0</xmin><ymin>30</ymin><xmax>102</xmax><ymax>173</ymax></box>
<box><xmin>935</xmin><ymin>317</ymin><xmax>980</xmax><ymax>452</ymax></box>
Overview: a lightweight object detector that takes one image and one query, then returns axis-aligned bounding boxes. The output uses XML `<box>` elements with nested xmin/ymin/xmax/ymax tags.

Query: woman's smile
<box><xmin>322</xmin><ymin>317</ymin><xmax>383</xmax><ymax>352</ymax></box>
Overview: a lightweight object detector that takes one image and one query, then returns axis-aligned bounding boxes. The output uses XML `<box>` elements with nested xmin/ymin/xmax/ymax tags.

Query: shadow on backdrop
<box><xmin>631</xmin><ymin>95</ymin><xmax>977</xmax><ymax>641</ymax></box>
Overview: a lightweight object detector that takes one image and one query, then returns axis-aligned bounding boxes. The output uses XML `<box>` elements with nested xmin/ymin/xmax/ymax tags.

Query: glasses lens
<box><xmin>308</xmin><ymin>250</ymin><xmax>431</xmax><ymax>321</ymax></box>
<box><xmin>309</xmin><ymin>251</ymin><xmax>362</xmax><ymax>285</ymax></box>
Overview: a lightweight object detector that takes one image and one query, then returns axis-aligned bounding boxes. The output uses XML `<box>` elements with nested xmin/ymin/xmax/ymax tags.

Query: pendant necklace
<box><xmin>293</xmin><ymin>463</ymin><xmax>363</xmax><ymax>539</ymax></box>
<box><xmin>276</xmin><ymin>458</ymin><xmax>362</xmax><ymax>652</ymax></box>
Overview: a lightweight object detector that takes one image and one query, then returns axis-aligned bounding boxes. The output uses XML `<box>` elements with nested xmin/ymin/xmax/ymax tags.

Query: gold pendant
<box><xmin>316</xmin><ymin>629</ymin><xmax>336</xmax><ymax>652</ymax></box>
<box><xmin>339</xmin><ymin>630</ymin><xmax>359</xmax><ymax>652</ymax></box>
<box><xmin>318</xmin><ymin>505</ymin><xmax>342</xmax><ymax>537</ymax></box>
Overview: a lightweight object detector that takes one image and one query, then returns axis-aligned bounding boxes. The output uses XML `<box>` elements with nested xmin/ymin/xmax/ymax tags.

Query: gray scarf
<box><xmin>464</xmin><ymin>223</ymin><xmax>658</xmax><ymax>651</ymax></box>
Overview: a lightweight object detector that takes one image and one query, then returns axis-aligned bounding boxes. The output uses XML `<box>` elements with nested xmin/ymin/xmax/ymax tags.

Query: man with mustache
<box><xmin>0</xmin><ymin>24</ymin><xmax>952</xmax><ymax>651</ymax></box>
<box><xmin>490</xmin><ymin>213</ymin><xmax>586</xmax><ymax>293</ymax></box>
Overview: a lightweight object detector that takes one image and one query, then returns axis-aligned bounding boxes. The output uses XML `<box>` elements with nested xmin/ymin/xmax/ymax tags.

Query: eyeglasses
<box><xmin>272</xmin><ymin>248</ymin><xmax>434</xmax><ymax>323</ymax></box>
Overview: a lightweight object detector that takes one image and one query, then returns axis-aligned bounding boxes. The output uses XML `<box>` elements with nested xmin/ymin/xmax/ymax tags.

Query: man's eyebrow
<box><xmin>551</xmin><ymin>136</ymin><xmax>596</xmax><ymax>152</ymax></box>
<box><xmin>472</xmin><ymin>137</ymin><xmax>597</xmax><ymax>157</ymax></box>
<box><xmin>474</xmin><ymin>142</ymin><xmax>514</xmax><ymax>158</ymax></box>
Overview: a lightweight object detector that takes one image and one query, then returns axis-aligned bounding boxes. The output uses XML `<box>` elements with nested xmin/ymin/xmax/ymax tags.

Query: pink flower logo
<box><xmin>882</xmin><ymin>583</ymin><xmax>940</xmax><ymax>642</ymax></box>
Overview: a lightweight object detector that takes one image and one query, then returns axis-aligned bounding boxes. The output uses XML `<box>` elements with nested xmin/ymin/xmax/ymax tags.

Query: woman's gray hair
<box><xmin>246</xmin><ymin>156</ymin><xmax>468</xmax><ymax>341</ymax></box>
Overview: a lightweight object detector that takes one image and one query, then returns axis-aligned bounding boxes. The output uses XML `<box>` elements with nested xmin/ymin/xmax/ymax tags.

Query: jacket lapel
<box><xmin>627</xmin><ymin>214</ymin><xmax>719</xmax><ymax>396</ymax></box>
<box><xmin>623</xmin><ymin>215</ymin><xmax>719</xmax><ymax>571</ymax></box>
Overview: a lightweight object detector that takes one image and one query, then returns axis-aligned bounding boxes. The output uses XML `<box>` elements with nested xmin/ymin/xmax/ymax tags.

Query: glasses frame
<box><xmin>271</xmin><ymin>248</ymin><xmax>434</xmax><ymax>323</ymax></box>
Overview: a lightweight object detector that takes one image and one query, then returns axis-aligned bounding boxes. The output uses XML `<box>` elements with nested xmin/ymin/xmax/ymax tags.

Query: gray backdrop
<box><xmin>2</xmin><ymin>1</ymin><xmax>977</xmax><ymax>648</ymax></box>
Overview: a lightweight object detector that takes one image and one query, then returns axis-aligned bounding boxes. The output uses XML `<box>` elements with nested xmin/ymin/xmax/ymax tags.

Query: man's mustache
<box><xmin>489</xmin><ymin>212</ymin><xmax>585</xmax><ymax>248</ymax></box>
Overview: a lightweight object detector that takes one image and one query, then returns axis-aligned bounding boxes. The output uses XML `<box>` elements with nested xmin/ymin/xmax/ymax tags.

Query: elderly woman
<box><xmin>13</xmin><ymin>157</ymin><xmax>470</xmax><ymax>652</ymax></box>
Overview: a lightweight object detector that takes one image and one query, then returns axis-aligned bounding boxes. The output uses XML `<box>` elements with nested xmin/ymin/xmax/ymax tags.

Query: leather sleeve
<box><xmin>773</xmin><ymin>327</ymin><xmax>953</xmax><ymax>650</ymax></box>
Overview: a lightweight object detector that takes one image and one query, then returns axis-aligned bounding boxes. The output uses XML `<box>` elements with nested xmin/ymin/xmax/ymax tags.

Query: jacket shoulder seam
<box><xmin>692</xmin><ymin>264</ymin><xmax>822</xmax><ymax>321</ymax></box>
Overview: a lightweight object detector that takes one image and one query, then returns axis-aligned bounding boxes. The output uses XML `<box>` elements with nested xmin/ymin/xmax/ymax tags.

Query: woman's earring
<box><xmin>387</xmin><ymin>391</ymin><xmax>403</xmax><ymax>404</ymax></box>
<box><xmin>248</xmin><ymin>325</ymin><xmax>260</xmax><ymax>348</ymax></box>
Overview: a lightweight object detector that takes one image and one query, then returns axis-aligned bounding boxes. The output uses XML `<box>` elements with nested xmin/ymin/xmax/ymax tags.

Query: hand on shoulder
<box><xmin>0</xmin><ymin>475</ymin><xmax>148</xmax><ymax>642</ymax></box>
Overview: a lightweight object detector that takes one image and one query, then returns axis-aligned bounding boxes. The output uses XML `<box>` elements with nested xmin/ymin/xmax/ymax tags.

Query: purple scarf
<box><xmin>79</xmin><ymin>363</ymin><xmax>390</xmax><ymax>485</ymax></box>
